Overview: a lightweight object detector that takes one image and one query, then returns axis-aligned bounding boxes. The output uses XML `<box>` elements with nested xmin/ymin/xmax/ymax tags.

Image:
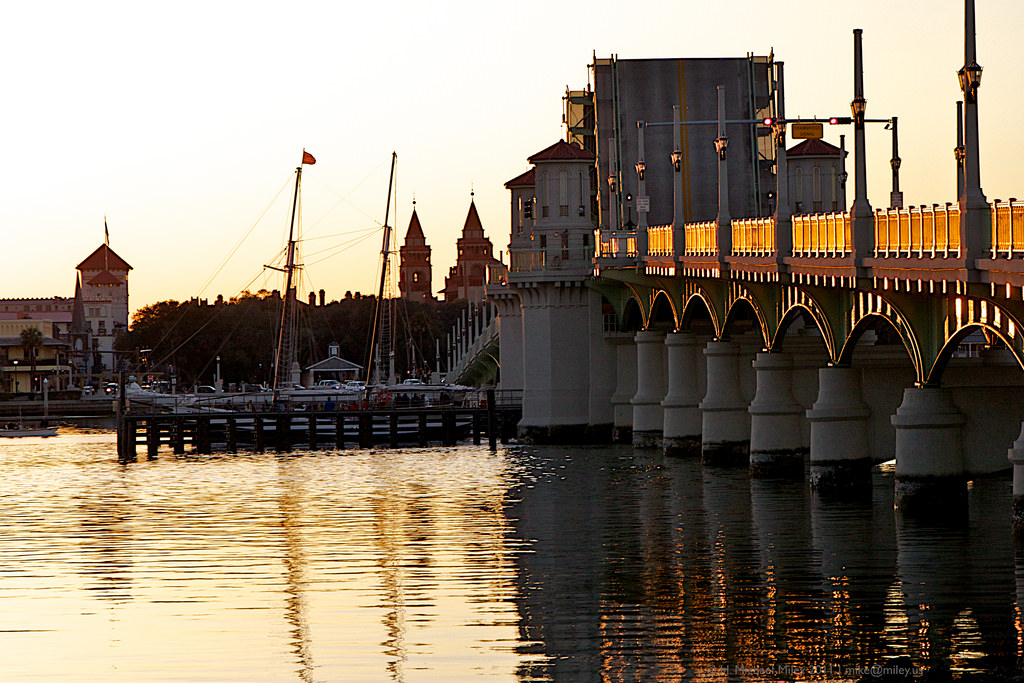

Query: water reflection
<box><xmin>0</xmin><ymin>434</ymin><xmax>1020</xmax><ymax>681</ymax></box>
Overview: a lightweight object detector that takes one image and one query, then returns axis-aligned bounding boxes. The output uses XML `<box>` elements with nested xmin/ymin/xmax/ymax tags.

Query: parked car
<box><xmin>194</xmin><ymin>385</ymin><xmax>216</xmax><ymax>394</ymax></box>
<box><xmin>316</xmin><ymin>379</ymin><xmax>342</xmax><ymax>389</ymax></box>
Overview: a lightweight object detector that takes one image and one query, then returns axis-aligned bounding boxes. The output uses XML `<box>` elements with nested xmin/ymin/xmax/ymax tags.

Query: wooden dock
<box><xmin>117</xmin><ymin>403</ymin><xmax>521</xmax><ymax>461</ymax></box>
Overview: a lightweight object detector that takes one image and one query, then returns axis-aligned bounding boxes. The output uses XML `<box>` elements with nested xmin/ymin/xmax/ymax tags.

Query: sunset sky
<box><xmin>2</xmin><ymin>0</ymin><xmax>1022</xmax><ymax>317</ymax></box>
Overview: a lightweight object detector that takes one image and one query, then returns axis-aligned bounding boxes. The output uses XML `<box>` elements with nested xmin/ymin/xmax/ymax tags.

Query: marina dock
<box><xmin>116</xmin><ymin>397</ymin><xmax>521</xmax><ymax>461</ymax></box>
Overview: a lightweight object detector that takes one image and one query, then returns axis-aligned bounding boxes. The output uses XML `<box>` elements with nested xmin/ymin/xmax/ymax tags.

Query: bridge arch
<box><xmin>928</xmin><ymin>306</ymin><xmax>1024</xmax><ymax>384</ymax></box>
<box><xmin>649</xmin><ymin>290</ymin><xmax>678</xmax><ymax>331</ymax></box>
<box><xmin>621</xmin><ymin>295</ymin><xmax>645</xmax><ymax>333</ymax></box>
<box><xmin>679</xmin><ymin>290</ymin><xmax>720</xmax><ymax>337</ymax></box>
<box><xmin>837</xmin><ymin>300</ymin><xmax>924</xmax><ymax>384</ymax></box>
<box><xmin>772</xmin><ymin>304</ymin><xmax>835</xmax><ymax>359</ymax></box>
<box><xmin>722</xmin><ymin>282</ymin><xmax>770</xmax><ymax>346</ymax></box>
<box><xmin>722</xmin><ymin>297</ymin><xmax>767</xmax><ymax>348</ymax></box>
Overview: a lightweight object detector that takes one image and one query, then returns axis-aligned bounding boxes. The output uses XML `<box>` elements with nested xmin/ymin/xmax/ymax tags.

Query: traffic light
<box><xmin>523</xmin><ymin>198</ymin><xmax>533</xmax><ymax>219</ymax></box>
<box><xmin>829</xmin><ymin>116</ymin><xmax>852</xmax><ymax>125</ymax></box>
<box><xmin>762</xmin><ymin>117</ymin><xmax>774</xmax><ymax>126</ymax></box>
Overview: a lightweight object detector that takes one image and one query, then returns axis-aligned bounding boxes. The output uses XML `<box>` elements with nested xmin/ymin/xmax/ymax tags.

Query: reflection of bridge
<box><xmin>480</xmin><ymin>1</ymin><xmax>1024</xmax><ymax>524</ymax></box>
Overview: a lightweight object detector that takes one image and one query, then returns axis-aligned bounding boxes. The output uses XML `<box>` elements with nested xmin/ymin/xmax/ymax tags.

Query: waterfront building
<box><xmin>399</xmin><ymin>206</ymin><xmax>434</xmax><ymax>302</ymax></box>
<box><xmin>0</xmin><ymin>318</ymin><xmax>70</xmax><ymax>392</ymax></box>
<box><xmin>0</xmin><ymin>239</ymin><xmax>131</xmax><ymax>389</ymax></box>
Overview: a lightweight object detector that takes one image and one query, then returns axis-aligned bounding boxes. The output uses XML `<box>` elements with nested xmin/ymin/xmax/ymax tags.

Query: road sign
<box><xmin>791</xmin><ymin>122</ymin><xmax>824</xmax><ymax>139</ymax></box>
<box><xmin>636</xmin><ymin>195</ymin><xmax>650</xmax><ymax>213</ymax></box>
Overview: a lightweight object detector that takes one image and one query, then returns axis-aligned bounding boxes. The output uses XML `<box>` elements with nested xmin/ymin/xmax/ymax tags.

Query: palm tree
<box><xmin>20</xmin><ymin>327</ymin><xmax>43</xmax><ymax>393</ymax></box>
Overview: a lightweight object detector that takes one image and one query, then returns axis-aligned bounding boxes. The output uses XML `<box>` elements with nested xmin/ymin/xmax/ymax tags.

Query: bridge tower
<box><xmin>495</xmin><ymin>140</ymin><xmax>615</xmax><ymax>441</ymax></box>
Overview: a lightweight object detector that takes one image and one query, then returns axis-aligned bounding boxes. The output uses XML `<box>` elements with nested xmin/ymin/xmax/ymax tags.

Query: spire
<box><xmin>462</xmin><ymin>198</ymin><xmax>484</xmax><ymax>236</ymax></box>
<box><xmin>404</xmin><ymin>205</ymin><xmax>425</xmax><ymax>242</ymax></box>
<box><xmin>71</xmin><ymin>274</ymin><xmax>87</xmax><ymax>334</ymax></box>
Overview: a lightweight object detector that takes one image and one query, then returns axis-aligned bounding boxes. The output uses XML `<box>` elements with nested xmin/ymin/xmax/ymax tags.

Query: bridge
<box><xmin>478</xmin><ymin>1</ymin><xmax>1024</xmax><ymax>528</ymax></box>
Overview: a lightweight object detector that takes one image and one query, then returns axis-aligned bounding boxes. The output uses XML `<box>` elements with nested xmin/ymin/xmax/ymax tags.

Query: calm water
<box><xmin>1</xmin><ymin>431</ymin><xmax>1021</xmax><ymax>682</ymax></box>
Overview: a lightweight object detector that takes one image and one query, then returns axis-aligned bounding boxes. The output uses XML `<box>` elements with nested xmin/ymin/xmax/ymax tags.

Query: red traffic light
<box><xmin>829</xmin><ymin>116</ymin><xmax>852</xmax><ymax>125</ymax></box>
<box><xmin>762</xmin><ymin>117</ymin><xmax>774</xmax><ymax>126</ymax></box>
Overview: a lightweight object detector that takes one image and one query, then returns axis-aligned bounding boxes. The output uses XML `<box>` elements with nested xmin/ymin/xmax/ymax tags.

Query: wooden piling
<box><xmin>335</xmin><ymin>414</ymin><xmax>345</xmax><ymax>449</ymax></box>
<box><xmin>359</xmin><ymin>413</ymin><xmax>373</xmax><ymax>448</ymax></box>
<box><xmin>254</xmin><ymin>415</ymin><xmax>265</xmax><ymax>453</ymax></box>
<box><xmin>486</xmin><ymin>389</ymin><xmax>497</xmax><ymax>451</ymax></box>
<box><xmin>226</xmin><ymin>418</ymin><xmax>237</xmax><ymax>453</ymax></box>
<box><xmin>146</xmin><ymin>419</ymin><xmax>160</xmax><ymax>459</ymax></box>
<box><xmin>308</xmin><ymin>414</ymin><xmax>318</xmax><ymax>451</ymax></box>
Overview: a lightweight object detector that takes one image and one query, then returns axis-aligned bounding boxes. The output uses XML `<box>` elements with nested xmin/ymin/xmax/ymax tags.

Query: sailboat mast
<box><xmin>273</xmin><ymin>164</ymin><xmax>303</xmax><ymax>396</ymax></box>
<box><xmin>366</xmin><ymin>152</ymin><xmax>398</xmax><ymax>387</ymax></box>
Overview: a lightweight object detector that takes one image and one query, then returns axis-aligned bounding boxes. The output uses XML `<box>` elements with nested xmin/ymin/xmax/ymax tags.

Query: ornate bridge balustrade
<box><xmin>792</xmin><ymin>212</ymin><xmax>851</xmax><ymax>257</ymax></box>
<box><xmin>991</xmin><ymin>199</ymin><xmax>1024</xmax><ymax>258</ymax></box>
<box><xmin>874</xmin><ymin>204</ymin><xmax>960</xmax><ymax>258</ymax></box>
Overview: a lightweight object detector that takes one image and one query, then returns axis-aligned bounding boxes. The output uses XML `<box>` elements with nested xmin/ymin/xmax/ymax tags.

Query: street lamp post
<box><xmin>850</xmin><ymin>29</ymin><xmax>874</xmax><ymax>259</ymax></box>
<box><xmin>12</xmin><ymin>359</ymin><xmax>19</xmax><ymax>393</ymax></box>
<box><xmin>958</xmin><ymin>0</ymin><xmax>987</xmax><ymax>265</ymax></box>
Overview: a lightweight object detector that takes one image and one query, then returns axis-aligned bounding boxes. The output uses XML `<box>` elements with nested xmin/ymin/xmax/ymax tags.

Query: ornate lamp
<box><xmin>670</xmin><ymin>148</ymin><xmax>682</xmax><ymax>172</ymax></box>
<box><xmin>634</xmin><ymin>160</ymin><xmax>646</xmax><ymax>181</ymax></box>
<box><xmin>714</xmin><ymin>134</ymin><xmax>729</xmax><ymax>161</ymax></box>
<box><xmin>850</xmin><ymin>96</ymin><xmax>867</xmax><ymax>125</ymax></box>
<box><xmin>958</xmin><ymin>60</ymin><xmax>983</xmax><ymax>103</ymax></box>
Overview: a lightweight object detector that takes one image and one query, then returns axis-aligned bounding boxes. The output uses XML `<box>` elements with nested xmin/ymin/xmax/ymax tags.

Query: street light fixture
<box><xmin>958</xmin><ymin>60</ymin><xmax>983</xmax><ymax>102</ymax></box>
<box><xmin>850</xmin><ymin>96</ymin><xmax>867</xmax><ymax>124</ymax></box>
<box><xmin>634</xmin><ymin>160</ymin><xmax>646</xmax><ymax>181</ymax></box>
<box><xmin>671</xmin><ymin>149</ymin><xmax>682</xmax><ymax>172</ymax></box>
<box><xmin>714</xmin><ymin>134</ymin><xmax>729</xmax><ymax>161</ymax></box>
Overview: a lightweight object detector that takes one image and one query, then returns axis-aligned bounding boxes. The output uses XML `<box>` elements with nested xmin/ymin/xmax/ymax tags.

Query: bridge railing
<box><xmin>874</xmin><ymin>204</ymin><xmax>961</xmax><ymax>258</ymax></box>
<box><xmin>647</xmin><ymin>224</ymin><xmax>674</xmax><ymax>256</ymax></box>
<box><xmin>597</xmin><ymin>231</ymin><xmax>638</xmax><ymax>259</ymax></box>
<box><xmin>684</xmin><ymin>220</ymin><xmax>717</xmax><ymax>255</ymax></box>
<box><xmin>991</xmin><ymin>199</ymin><xmax>1024</xmax><ymax>258</ymax></box>
<box><xmin>792</xmin><ymin>212</ymin><xmax>852</xmax><ymax>257</ymax></box>
<box><xmin>732</xmin><ymin>217</ymin><xmax>775</xmax><ymax>256</ymax></box>
<box><xmin>510</xmin><ymin>246</ymin><xmax>596</xmax><ymax>272</ymax></box>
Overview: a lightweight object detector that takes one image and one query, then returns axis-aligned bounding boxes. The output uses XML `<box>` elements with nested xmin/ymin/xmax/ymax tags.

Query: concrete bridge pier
<box><xmin>631</xmin><ymin>330</ymin><xmax>667</xmax><ymax>448</ymax></box>
<box><xmin>749</xmin><ymin>352</ymin><xmax>807</xmax><ymax>477</ymax></box>
<box><xmin>610</xmin><ymin>334</ymin><xmax>637</xmax><ymax>444</ymax></box>
<box><xmin>807</xmin><ymin>366</ymin><xmax>872</xmax><ymax>494</ymax></box>
<box><xmin>699</xmin><ymin>340</ymin><xmax>750</xmax><ymax>466</ymax></box>
<box><xmin>1006</xmin><ymin>424</ymin><xmax>1024</xmax><ymax>535</ymax></box>
<box><xmin>661</xmin><ymin>332</ymin><xmax>704</xmax><ymax>457</ymax></box>
<box><xmin>891</xmin><ymin>386</ymin><xmax>967</xmax><ymax>516</ymax></box>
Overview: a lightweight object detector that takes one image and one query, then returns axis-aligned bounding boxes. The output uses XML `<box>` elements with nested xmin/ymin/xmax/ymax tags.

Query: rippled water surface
<box><xmin>1</xmin><ymin>432</ymin><xmax>1021</xmax><ymax>681</ymax></box>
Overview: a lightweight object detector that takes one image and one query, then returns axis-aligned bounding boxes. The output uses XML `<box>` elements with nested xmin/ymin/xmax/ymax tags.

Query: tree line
<box><xmin>115</xmin><ymin>290</ymin><xmax>474</xmax><ymax>389</ymax></box>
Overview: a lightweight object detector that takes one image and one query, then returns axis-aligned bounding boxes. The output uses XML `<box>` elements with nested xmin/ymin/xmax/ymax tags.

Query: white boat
<box><xmin>0</xmin><ymin>423</ymin><xmax>58</xmax><ymax>437</ymax></box>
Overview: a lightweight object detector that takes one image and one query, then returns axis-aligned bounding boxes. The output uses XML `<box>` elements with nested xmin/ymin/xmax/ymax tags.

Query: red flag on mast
<box><xmin>302</xmin><ymin>151</ymin><xmax>316</xmax><ymax>165</ymax></box>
